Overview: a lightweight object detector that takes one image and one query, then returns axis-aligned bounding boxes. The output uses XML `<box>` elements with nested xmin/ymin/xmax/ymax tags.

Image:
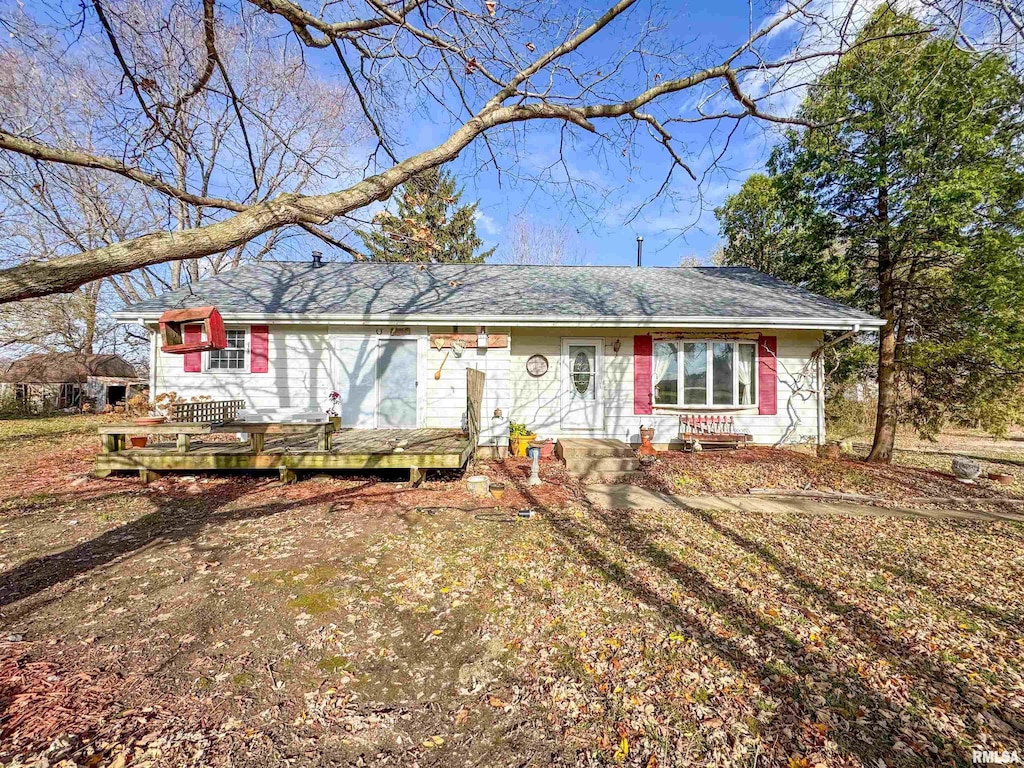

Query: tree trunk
<box><xmin>80</xmin><ymin>282</ymin><xmax>100</xmax><ymax>354</ymax></box>
<box><xmin>869</xmin><ymin>313</ymin><xmax>898</xmax><ymax>462</ymax></box>
<box><xmin>868</xmin><ymin>171</ymin><xmax>897</xmax><ymax>463</ymax></box>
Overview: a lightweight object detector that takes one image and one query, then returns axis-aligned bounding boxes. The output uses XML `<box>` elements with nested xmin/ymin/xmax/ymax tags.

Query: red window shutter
<box><xmin>633</xmin><ymin>335</ymin><xmax>653</xmax><ymax>415</ymax></box>
<box><xmin>758</xmin><ymin>336</ymin><xmax>778</xmax><ymax>415</ymax></box>
<box><xmin>183</xmin><ymin>324</ymin><xmax>203</xmax><ymax>373</ymax></box>
<box><xmin>250</xmin><ymin>325</ymin><xmax>269</xmax><ymax>373</ymax></box>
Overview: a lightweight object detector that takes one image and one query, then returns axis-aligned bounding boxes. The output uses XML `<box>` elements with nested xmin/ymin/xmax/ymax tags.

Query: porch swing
<box><xmin>158</xmin><ymin>306</ymin><xmax>227</xmax><ymax>354</ymax></box>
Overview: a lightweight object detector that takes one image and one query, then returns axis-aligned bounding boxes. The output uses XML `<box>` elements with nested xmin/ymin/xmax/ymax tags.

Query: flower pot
<box><xmin>467</xmin><ymin>475</ymin><xmax>490</xmax><ymax>497</ymax></box>
<box><xmin>489</xmin><ymin>482</ymin><xmax>506</xmax><ymax>501</ymax></box>
<box><xmin>130</xmin><ymin>436</ymin><xmax>148</xmax><ymax>448</ymax></box>
<box><xmin>510</xmin><ymin>433</ymin><xmax>536</xmax><ymax>458</ymax></box>
<box><xmin>328</xmin><ymin>416</ymin><xmax>341</xmax><ymax>431</ymax></box>
<box><xmin>133</xmin><ymin>416</ymin><xmax>166</xmax><ymax>426</ymax></box>
<box><xmin>988</xmin><ymin>472</ymin><xmax>1014</xmax><ymax>485</ymax></box>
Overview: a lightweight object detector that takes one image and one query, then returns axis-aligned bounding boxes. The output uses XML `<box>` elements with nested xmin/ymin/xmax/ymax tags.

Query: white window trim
<box><xmin>204</xmin><ymin>327</ymin><xmax>250</xmax><ymax>373</ymax></box>
<box><xmin>653</xmin><ymin>339</ymin><xmax>758</xmax><ymax>411</ymax></box>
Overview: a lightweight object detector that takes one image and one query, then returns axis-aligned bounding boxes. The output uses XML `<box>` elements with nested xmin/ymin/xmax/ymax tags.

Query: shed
<box><xmin>0</xmin><ymin>353</ymin><xmax>141</xmax><ymax>412</ymax></box>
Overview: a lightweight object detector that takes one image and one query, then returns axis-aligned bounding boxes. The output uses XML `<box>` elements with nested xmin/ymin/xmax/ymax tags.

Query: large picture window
<box><xmin>653</xmin><ymin>340</ymin><xmax>757</xmax><ymax>408</ymax></box>
<box><xmin>208</xmin><ymin>329</ymin><xmax>247</xmax><ymax>371</ymax></box>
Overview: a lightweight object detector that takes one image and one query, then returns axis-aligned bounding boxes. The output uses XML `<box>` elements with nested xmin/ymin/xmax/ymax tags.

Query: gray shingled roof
<box><xmin>116</xmin><ymin>263</ymin><xmax>881</xmax><ymax>327</ymax></box>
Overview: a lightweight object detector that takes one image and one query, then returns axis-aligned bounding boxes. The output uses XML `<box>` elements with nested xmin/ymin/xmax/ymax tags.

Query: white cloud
<box><xmin>474</xmin><ymin>209</ymin><xmax>501</xmax><ymax>237</ymax></box>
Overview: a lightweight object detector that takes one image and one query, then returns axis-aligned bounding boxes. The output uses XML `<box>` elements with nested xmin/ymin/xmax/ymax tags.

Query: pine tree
<box><xmin>356</xmin><ymin>167</ymin><xmax>496</xmax><ymax>263</ymax></box>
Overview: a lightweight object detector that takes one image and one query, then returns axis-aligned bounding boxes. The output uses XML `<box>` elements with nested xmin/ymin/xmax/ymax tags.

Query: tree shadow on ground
<box><xmin>512</xmin><ymin>477</ymin><xmax>1018</xmax><ymax>766</ymax></box>
<box><xmin>677</xmin><ymin>505</ymin><xmax>1022</xmax><ymax>730</ymax></box>
<box><xmin>0</xmin><ymin>479</ymin><xmax>415</xmax><ymax>617</ymax></box>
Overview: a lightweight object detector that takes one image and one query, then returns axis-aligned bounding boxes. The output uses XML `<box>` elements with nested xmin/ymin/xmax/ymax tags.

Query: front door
<box><xmin>561</xmin><ymin>338</ymin><xmax>603</xmax><ymax>430</ymax></box>
<box><xmin>377</xmin><ymin>339</ymin><xmax>418</xmax><ymax>427</ymax></box>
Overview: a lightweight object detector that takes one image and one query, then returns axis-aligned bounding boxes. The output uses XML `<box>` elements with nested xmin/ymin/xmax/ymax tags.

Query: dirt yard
<box><xmin>1</xmin><ymin>417</ymin><xmax>1023</xmax><ymax>767</ymax></box>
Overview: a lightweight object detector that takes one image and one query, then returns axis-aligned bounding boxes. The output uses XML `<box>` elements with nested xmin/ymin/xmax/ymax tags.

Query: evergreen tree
<box><xmin>356</xmin><ymin>167</ymin><xmax>495</xmax><ymax>263</ymax></box>
<box><xmin>718</xmin><ymin>9</ymin><xmax>1024</xmax><ymax>461</ymax></box>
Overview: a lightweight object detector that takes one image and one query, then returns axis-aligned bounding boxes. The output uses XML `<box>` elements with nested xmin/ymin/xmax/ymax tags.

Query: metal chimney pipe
<box><xmin>636</xmin><ymin>236</ymin><xmax>643</xmax><ymax>267</ymax></box>
<box><xmin>311</xmin><ymin>250</ymin><xmax>323</xmax><ymax>268</ymax></box>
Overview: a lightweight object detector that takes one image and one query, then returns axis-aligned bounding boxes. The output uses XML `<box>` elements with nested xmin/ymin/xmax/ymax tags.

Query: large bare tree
<box><xmin>0</xmin><ymin>0</ymin><xmax>364</xmax><ymax>308</ymax></box>
<box><xmin>0</xmin><ymin>0</ymin><xmax>1019</xmax><ymax>304</ymax></box>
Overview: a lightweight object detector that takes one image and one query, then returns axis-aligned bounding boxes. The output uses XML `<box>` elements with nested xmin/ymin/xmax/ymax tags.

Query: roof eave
<box><xmin>113</xmin><ymin>311</ymin><xmax>884</xmax><ymax>332</ymax></box>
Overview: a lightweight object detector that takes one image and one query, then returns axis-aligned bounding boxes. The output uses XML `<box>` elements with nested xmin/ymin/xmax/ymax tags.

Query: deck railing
<box><xmin>169</xmin><ymin>399</ymin><xmax>246</xmax><ymax>424</ymax></box>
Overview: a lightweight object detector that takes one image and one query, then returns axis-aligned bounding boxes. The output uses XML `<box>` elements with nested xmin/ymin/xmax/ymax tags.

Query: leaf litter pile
<box><xmin>0</xmin><ymin>418</ymin><xmax>1022</xmax><ymax>766</ymax></box>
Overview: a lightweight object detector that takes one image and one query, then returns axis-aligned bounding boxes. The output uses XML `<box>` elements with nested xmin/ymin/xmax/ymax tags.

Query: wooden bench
<box><xmin>679</xmin><ymin>415</ymin><xmax>752</xmax><ymax>451</ymax></box>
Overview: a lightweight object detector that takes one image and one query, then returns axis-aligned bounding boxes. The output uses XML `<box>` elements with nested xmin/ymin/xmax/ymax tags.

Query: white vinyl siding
<box><xmin>152</xmin><ymin>323</ymin><xmax>824</xmax><ymax>446</ymax></box>
<box><xmin>423</xmin><ymin>327</ymin><xmax>511</xmax><ymax>447</ymax></box>
<box><xmin>509</xmin><ymin>328</ymin><xmax>824</xmax><ymax>446</ymax></box>
<box><xmin>154</xmin><ymin>324</ymin><xmax>331</xmax><ymax>411</ymax></box>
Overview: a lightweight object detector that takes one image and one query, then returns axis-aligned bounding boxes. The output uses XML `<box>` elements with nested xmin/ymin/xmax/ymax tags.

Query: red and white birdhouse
<box><xmin>158</xmin><ymin>306</ymin><xmax>227</xmax><ymax>354</ymax></box>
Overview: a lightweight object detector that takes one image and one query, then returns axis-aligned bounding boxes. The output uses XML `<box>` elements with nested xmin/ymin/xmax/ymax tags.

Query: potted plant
<box><xmin>509</xmin><ymin>421</ymin><xmax>536</xmax><ymax>458</ymax></box>
<box><xmin>124</xmin><ymin>392</ymin><xmax>166</xmax><ymax>448</ymax></box>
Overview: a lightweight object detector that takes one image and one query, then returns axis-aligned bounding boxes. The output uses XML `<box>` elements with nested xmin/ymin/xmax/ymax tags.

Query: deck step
<box><xmin>578</xmin><ymin>471</ymin><xmax>642</xmax><ymax>482</ymax></box>
<box><xmin>564</xmin><ymin>456</ymin><xmax>640</xmax><ymax>475</ymax></box>
<box><xmin>557</xmin><ymin>438</ymin><xmax>635</xmax><ymax>460</ymax></box>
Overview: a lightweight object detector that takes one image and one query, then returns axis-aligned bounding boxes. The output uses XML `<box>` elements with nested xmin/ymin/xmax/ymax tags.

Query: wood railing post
<box><xmin>317</xmin><ymin>425</ymin><xmax>331</xmax><ymax>451</ymax></box>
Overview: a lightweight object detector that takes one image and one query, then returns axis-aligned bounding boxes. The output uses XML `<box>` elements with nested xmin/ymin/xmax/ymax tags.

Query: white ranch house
<box><xmin>115</xmin><ymin>262</ymin><xmax>883</xmax><ymax>451</ymax></box>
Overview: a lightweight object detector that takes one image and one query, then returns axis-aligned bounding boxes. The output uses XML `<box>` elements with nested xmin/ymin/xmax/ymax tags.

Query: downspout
<box><xmin>148</xmin><ymin>322</ymin><xmax>158</xmax><ymax>402</ymax></box>
<box><xmin>816</xmin><ymin>350</ymin><xmax>825</xmax><ymax>446</ymax></box>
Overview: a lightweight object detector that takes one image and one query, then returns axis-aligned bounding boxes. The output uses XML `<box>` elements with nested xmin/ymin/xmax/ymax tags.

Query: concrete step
<box><xmin>578</xmin><ymin>470</ymin><xmax>644</xmax><ymax>483</ymax></box>
<box><xmin>564</xmin><ymin>456</ymin><xmax>640</xmax><ymax>476</ymax></box>
<box><xmin>557</xmin><ymin>438</ymin><xmax>635</xmax><ymax>460</ymax></box>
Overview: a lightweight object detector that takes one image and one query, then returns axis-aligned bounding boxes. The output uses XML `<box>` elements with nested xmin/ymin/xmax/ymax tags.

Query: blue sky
<box><xmin>365</xmin><ymin>0</ymin><xmax>799</xmax><ymax>268</ymax></box>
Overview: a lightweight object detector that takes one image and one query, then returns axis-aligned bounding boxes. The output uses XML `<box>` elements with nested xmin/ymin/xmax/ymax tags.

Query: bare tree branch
<box><xmin>0</xmin><ymin>128</ymin><xmax>248</xmax><ymax>212</ymax></box>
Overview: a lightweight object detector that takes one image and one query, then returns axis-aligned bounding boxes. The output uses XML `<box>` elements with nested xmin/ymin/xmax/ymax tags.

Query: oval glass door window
<box><xmin>572</xmin><ymin>350</ymin><xmax>593</xmax><ymax>396</ymax></box>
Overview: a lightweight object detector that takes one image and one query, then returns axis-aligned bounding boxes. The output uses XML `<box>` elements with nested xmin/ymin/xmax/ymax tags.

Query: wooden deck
<box><xmin>96</xmin><ymin>369</ymin><xmax>485</xmax><ymax>484</ymax></box>
<box><xmin>94</xmin><ymin>427</ymin><xmax>474</xmax><ymax>484</ymax></box>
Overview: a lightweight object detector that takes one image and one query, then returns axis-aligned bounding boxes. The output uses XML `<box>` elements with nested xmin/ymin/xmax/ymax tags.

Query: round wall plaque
<box><xmin>526</xmin><ymin>354</ymin><xmax>549</xmax><ymax>377</ymax></box>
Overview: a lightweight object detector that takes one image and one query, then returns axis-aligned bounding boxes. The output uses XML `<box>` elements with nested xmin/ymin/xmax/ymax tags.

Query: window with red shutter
<box><xmin>250</xmin><ymin>326</ymin><xmax>269</xmax><ymax>373</ymax></box>
<box><xmin>633</xmin><ymin>335</ymin><xmax>653</xmax><ymax>415</ymax></box>
<box><xmin>757</xmin><ymin>336</ymin><xmax>778</xmax><ymax>415</ymax></box>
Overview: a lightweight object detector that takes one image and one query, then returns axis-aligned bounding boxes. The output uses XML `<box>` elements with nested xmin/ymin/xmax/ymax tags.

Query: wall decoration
<box><xmin>429</xmin><ymin>333</ymin><xmax>508</xmax><ymax>349</ymax></box>
<box><xmin>526</xmin><ymin>354</ymin><xmax>549</xmax><ymax>377</ymax></box>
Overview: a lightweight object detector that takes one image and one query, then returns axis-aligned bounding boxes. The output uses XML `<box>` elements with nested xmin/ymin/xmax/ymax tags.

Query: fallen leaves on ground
<box><xmin>0</xmin><ymin>418</ymin><xmax>1022</xmax><ymax>766</ymax></box>
<box><xmin>640</xmin><ymin>446</ymin><xmax>1023</xmax><ymax>504</ymax></box>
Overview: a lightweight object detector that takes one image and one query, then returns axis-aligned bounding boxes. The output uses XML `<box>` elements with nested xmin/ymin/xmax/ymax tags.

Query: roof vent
<box><xmin>636</xmin><ymin>236</ymin><xmax>643</xmax><ymax>267</ymax></box>
<box><xmin>311</xmin><ymin>250</ymin><xmax>323</xmax><ymax>269</ymax></box>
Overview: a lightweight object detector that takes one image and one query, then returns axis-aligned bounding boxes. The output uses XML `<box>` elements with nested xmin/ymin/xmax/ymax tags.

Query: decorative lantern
<box><xmin>158</xmin><ymin>306</ymin><xmax>227</xmax><ymax>354</ymax></box>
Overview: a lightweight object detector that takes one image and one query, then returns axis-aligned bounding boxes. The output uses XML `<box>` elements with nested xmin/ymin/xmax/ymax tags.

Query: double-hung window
<box><xmin>208</xmin><ymin>329</ymin><xmax>247</xmax><ymax>371</ymax></box>
<box><xmin>653</xmin><ymin>340</ymin><xmax>757</xmax><ymax>408</ymax></box>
